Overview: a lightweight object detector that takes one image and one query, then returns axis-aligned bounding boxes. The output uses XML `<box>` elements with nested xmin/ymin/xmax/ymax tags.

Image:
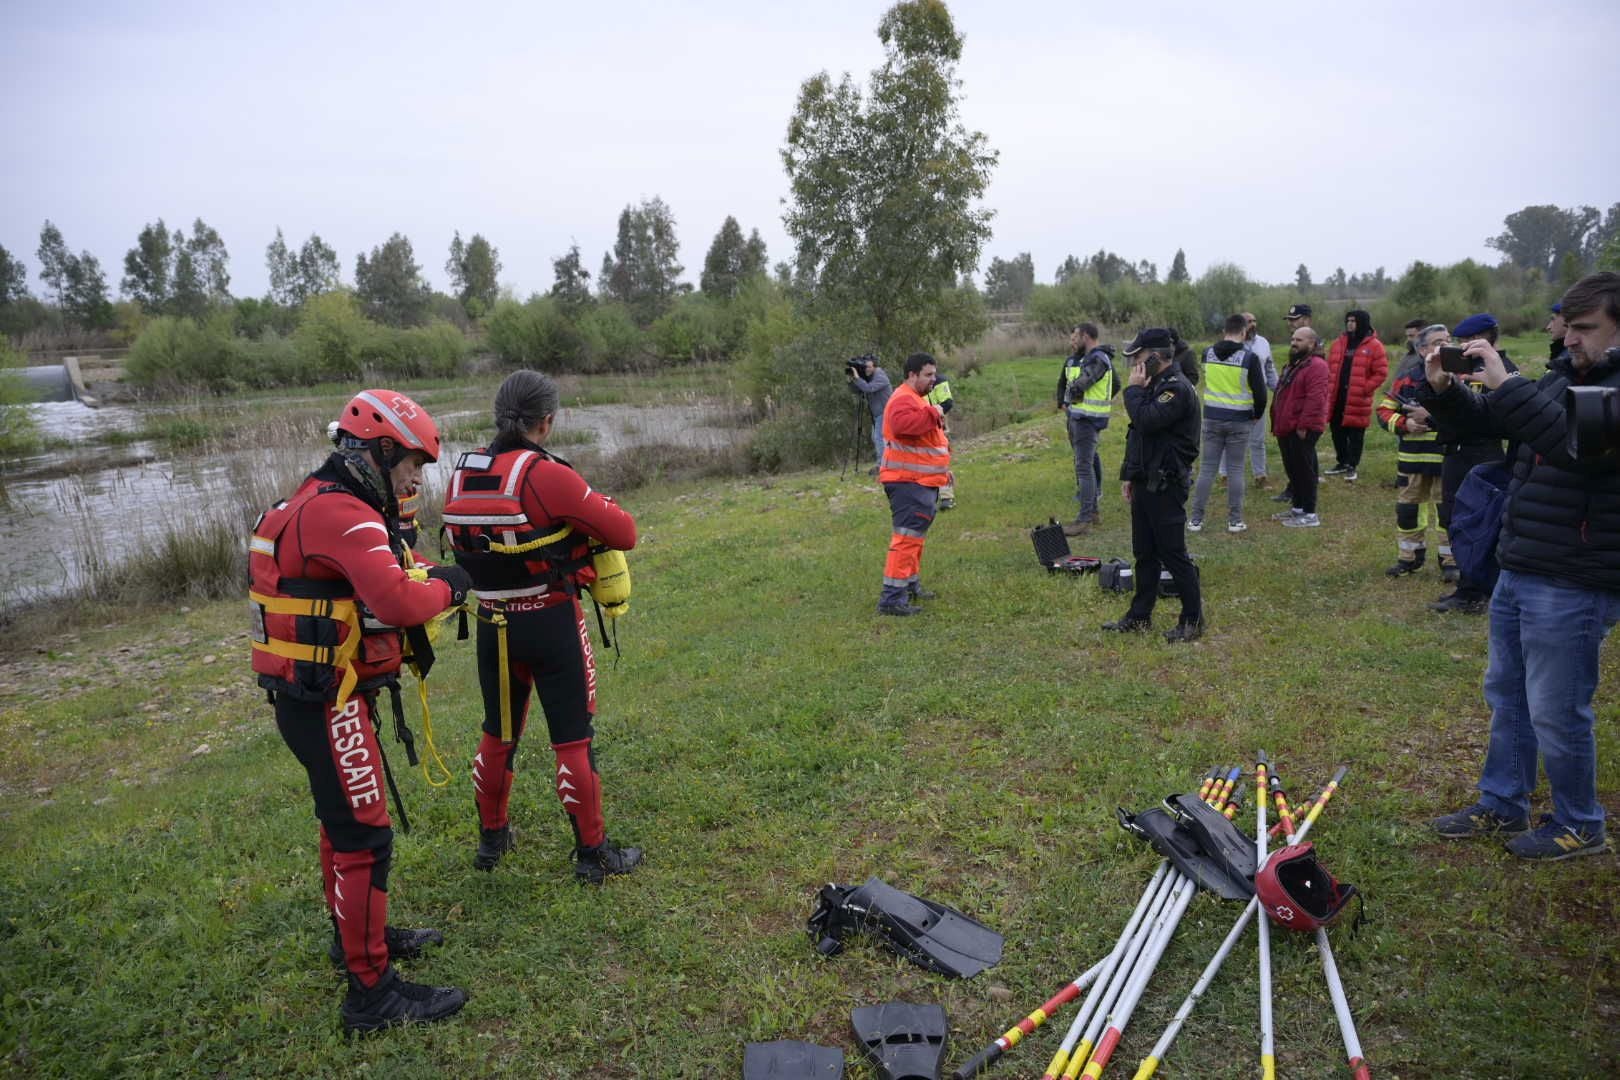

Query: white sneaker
<box><xmin>1227</xmin><ymin>521</ymin><xmax>1248</xmax><ymax>533</ymax></box>
<box><xmin>1187</xmin><ymin>519</ymin><xmax>1203</xmax><ymax>533</ymax></box>
<box><xmin>1282</xmin><ymin>512</ymin><xmax>1321</xmax><ymax>528</ymax></box>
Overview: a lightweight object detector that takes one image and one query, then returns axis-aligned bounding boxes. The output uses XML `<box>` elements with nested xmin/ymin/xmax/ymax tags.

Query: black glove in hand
<box><xmin>426</xmin><ymin>564</ymin><xmax>473</xmax><ymax>606</ymax></box>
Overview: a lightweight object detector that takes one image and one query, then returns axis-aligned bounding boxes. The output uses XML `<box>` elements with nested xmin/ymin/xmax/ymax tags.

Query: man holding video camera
<box><xmin>847</xmin><ymin>353</ymin><xmax>893</xmax><ymax>473</ymax></box>
<box><xmin>1423</xmin><ymin>272</ymin><xmax>1620</xmax><ymax>860</ymax></box>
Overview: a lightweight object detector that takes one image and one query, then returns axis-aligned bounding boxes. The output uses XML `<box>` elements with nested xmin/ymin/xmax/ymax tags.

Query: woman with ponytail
<box><xmin>440</xmin><ymin>370</ymin><xmax>642</xmax><ymax>883</ymax></box>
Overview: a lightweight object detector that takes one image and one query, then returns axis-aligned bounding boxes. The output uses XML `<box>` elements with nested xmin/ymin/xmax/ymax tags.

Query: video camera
<box><xmin>1566</xmin><ymin>386</ymin><xmax>1620</xmax><ymax>458</ymax></box>
<box><xmin>845</xmin><ymin>354</ymin><xmax>876</xmax><ymax>376</ymax></box>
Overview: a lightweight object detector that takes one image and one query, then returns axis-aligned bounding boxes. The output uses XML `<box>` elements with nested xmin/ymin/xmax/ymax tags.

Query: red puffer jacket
<box><xmin>1324</xmin><ymin>335</ymin><xmax>1389</xmax><ymax>428</ymax></box>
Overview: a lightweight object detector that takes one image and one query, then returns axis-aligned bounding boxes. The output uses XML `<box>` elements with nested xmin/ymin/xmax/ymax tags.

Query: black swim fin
<box><xmin>809</xmin><ymin>876</ymin><xmax>1003</xmax><ymax>978</ymax></box>
<box><xmin>742</xmin><ymin>1039</ymin><xmax>844</xmax><ymax>1079</ymax></box>
<box><xmin>851</xmin><ymin>1001</ymin><xmax>948</xmax><ymax>1080</ymax></box>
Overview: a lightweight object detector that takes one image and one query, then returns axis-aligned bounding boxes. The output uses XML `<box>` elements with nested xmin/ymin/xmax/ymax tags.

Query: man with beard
<box><xmin>1272</xmin><ymin>327</ymin><xmax>1331</xmax><ymax>527</ymax></box>
<box><xmin>1425</xmin><ymin>273</ymin><xmax>1620</xmax><ymax>860</ymax></box>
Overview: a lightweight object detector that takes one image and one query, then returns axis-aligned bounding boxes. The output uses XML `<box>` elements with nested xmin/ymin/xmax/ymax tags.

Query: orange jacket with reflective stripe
<box><xmin>878</xmin><ymin>383</ymin><xmax>951</xmax><ymax>487</ymax></box>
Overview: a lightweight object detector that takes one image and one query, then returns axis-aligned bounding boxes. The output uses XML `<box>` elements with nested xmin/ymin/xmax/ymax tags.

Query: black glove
<box><xmin>426</xmin><ymin>564</ymin><xmax>473</xmax><ymax>606</ymax></box>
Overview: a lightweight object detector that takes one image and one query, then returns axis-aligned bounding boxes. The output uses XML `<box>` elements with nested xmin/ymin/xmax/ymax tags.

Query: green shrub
<box><xmin>0</xmin><ymin>369</ymin><xmax>40</xmax><ymax>457</ymax></box>
<box><xmin>125</xmin><ymin>315</ymin><xmax>237</xmax><ymax>391</ymax></box>
<box><xmin>747</xmin><ymin>322</ymin><xmax>867</xmax><ymax>471</ymax></box>
<box><xmin>232</xmin><ymin>329</ymin><xmax>303</xmax><ymax>388</ymax></box>
<box><xmin>293</xmin><ymin>291</ymin><xmax>371</xmax><ymax>383</ymax></box>
<box><xmin>486</xmin><ymin>296</ymin><xmax>584</xmax><ymax>371</ymax></box>
<box><xmin>649</xmin><ymin>294</ymin><xmax>730</xmax><ymax>363</ymax></box>
<box><xmin>576</xmin><ymin>303</ymin><xmax>645</xmax><ymax>370</ymax></box>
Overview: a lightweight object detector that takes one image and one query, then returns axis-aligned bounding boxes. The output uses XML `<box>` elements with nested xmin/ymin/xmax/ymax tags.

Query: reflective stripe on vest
<box><xmin>1203</xmin><ymin>349</ymin><xmax>1253</xmax><ymax>412</ymax></box>
<box><xmin>1070</xmin><ymin>361</ymin><xmax>1114</xmax><ymax>419</ymax></box>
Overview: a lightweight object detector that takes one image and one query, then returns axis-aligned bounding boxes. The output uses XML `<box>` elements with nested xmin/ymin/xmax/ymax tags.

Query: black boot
<box><xmin>341</xmin><ymin>967</ymin><xmax>467</xmax><ymax>1035</ymax></box>
<box><xmin>473</xmin><ymin>825</ymin><xmax>514</xmax><ymax>871</ymax></box>
<box><xmin>1385</xmin><ymin>548</ymin><xmax>1426</xmax><ymax>577</ymax></box>
<box><xmin>330</xmin><ymin>922</ymin><xmax>444</xmax><ymax>966</ymax></box>
<box><xmin>574</xmin><ymin>839</ymin><xmax>643</xmax><ymax>884</ymax></box>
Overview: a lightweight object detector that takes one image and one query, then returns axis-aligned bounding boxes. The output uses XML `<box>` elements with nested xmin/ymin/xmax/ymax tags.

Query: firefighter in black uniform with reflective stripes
<box><xmin>1103</xmin><ymin>328</ymin><xmax>1204</xmax><ymax>642</ymax></box>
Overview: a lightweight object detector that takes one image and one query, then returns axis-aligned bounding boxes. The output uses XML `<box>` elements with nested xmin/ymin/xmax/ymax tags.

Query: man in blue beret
<box><xmin>1429</xmin><ymin>313</ymin><xmax>1517</xmax><ymax>613</ymax></box>
<box><xmin>1103</xmin><ymin>328</ymin><xmax>1204</xmax><ymax>642</ymax></box>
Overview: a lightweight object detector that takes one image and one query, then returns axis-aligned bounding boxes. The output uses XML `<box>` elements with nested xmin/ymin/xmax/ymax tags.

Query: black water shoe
<box><xmin>473</xmin><ymin>825</ymin><xmax>514</xmax><ymax>871</ymax></box>
<box><xmin>341</xmin><ymin>968</ymin><xmax>467</xmax><ymax>1035</ymax></box>
<box><xmin>575</xmin><ymin>839</ymin><xmax>643</xmax><ymax>885</ymax></box>
<box><xmin>330</xmin><ymin>925</ymin><xmax>444</xmax><ymax>967</ymax></box>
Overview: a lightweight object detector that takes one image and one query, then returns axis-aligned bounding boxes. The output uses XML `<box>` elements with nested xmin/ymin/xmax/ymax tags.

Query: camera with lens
<box><xmin>1566</xmin><ymin>386</ymin><xmax>1620</xmax><ymax>459</ymax></box>
<box><xmin>845</xmin><ymin>354</ymin><xmax>874</xmax><ymax>376</ymax></box>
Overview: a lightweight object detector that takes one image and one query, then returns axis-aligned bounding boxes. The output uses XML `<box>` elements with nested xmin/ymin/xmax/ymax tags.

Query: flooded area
<box><xmin>0</xmin><ymin>396</ymin><xmax>746</xmax><ymax>610</ymax></box>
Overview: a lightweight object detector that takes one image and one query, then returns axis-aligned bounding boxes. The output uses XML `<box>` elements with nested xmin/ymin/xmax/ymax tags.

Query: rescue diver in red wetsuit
<box><xmin>442</xmin><ymin>370</ymin><xmax>642</xmax><ymax>883</ymax></box>
<box><xmin>250</xmin><ymin>389</ymin><xmax>473</xmax><ymax>1033</ymax></box>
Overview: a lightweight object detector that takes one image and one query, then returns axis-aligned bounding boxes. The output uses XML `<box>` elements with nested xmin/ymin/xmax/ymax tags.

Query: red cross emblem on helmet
<box><xmin>333</xmin><ymin>388</ymin><xmax>442</xmax><ymax>463</ymax></box>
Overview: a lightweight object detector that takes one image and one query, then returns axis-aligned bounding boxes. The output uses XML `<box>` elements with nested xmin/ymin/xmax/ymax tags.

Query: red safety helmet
<box><xmin>334</xmin><ymin>389</ymin><xmax>441</xmax><ymax>464</ymax></box>
<box><xmin>1255</xmin><ymin>841</ymin><xmax>1358</xmax><ymax>932</ymax></box>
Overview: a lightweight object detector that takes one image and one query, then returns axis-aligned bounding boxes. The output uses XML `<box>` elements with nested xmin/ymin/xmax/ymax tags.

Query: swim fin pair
<box><xmin>742</xmin><ymin>1003</ymin><xmax>947</xmax><ymax>1080</ymax></box>
<box><xmin>808</xmin><ymin>876</ymin><xmax>1003</xmax><ymax>978</ymax></box>
<box><xmin>742</xmin><ymin>1039</ymin><xmax>843</xmax><ymax>1078</ymax></box>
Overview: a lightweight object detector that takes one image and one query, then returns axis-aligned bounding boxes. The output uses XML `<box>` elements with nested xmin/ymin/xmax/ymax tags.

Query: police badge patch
<box><xmin>1158</xmin><ymin>390</ymin><xmax>1176</xmax><ymax>402</ymax></box>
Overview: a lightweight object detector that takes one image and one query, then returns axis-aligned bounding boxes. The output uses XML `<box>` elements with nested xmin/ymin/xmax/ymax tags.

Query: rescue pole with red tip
<box><xmin>1256</xmin><ymin>752</ymin><xmax>1276</xmax><ymax>1080</ymax></box>
<box><xmin>950</xmin><ymin>960</ymin><xmax>1105</xmax><ymax>1080</ymax></box>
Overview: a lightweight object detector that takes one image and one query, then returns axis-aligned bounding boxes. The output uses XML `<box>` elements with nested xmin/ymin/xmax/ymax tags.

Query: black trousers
<box><xmin>1440</xmin><ymin>442</ymin><xmax>1506</xmax><ymax>598</ymax></box>
<box><xmin>1278</xmin><ymin>431</ymin><xmax>1322</xmax><ymax>513</ymax></box>
<box><xmin>1328</xmin><ymin>423</ymin><xmax>1365</xmax><ymax>469</ymax></box>
<box><xmin>1125</xmin><ymin>480</ymin><xmax>1202</xmax><ymax>626</ymax></box>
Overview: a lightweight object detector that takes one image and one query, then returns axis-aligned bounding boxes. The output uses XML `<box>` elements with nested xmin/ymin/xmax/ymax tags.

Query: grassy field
<box><xmin>3</xmin><ymin>348</ymin><xmax>1616</xmax><ymax>1078</ymax></box>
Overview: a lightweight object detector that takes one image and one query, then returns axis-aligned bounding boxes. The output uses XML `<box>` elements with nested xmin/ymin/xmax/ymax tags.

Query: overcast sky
<box><xmin>3</xmin><ymin>0</ymin><xmax>1616</xmax><ymax>301</ymax></box>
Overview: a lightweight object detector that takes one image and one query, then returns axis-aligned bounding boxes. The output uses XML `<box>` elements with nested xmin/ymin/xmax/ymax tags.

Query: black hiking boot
<box><xmin>908</xmin><ymin>586</ymin><xmax>938</xmax><ymax>602</ymax></box>
<box><xmin>574</xmin><ymin>839</ymin><xmax>643</xmax><ymax>885</ymax></box>
<box><xmin>473</xmin><ymin>825</ymin><xmax>514</xmax><ymax>871</ymax></box>
<box><xmin>1101</xmin><ymin>616</ymin><xmax>1152</xmax><ymax>633</ymax></box>
<box><xmin>1385</xmin><ymin>554</ymin><xmax>1425</xmax><ymax>577</ymax></box>
<box><xmin>341</xmin><ymin>968</ymin><xmax>467</xmax><ymax>1035</ymax></box>
<box><xmin>330</xmin><ymin>924</ymin><xmax>444</xmax><ymax>967</ymax></box>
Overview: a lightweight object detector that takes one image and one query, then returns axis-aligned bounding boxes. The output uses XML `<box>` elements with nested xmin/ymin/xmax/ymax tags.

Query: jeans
<box><xmin>1066</xmin><ymin>414</ymin><xmax>1105</xmax><ymax>520</ymax></box>
<box><xmin>1191</xmin><ymin>417</ymin><xmax>1253</xmax><ymax>524</ymax></box>
<box><xmin>1477</xmin><ymin>569</ymin><xmax>1620</xmax><ymax>835</ymax></box>
<box><xmin>1219</xmin><ymin>416</ymin><xmax>1271</xmax><ymax>479</ymax></box>
<box><xmin>869</xmin><ymin>415</ymin><xmax>884</xmax><ymax>466</ymax></box>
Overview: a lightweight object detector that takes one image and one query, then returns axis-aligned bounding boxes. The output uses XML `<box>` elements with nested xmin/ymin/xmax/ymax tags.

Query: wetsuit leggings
<box><xmin>276</xmin><ymin>690</ymin><xmax>394</xmax><ymax>988</ymax></box>
<box><xmin>473</xmin><ymin>596</ymin><xmax>606</xmax><ymax>849</ymax></box>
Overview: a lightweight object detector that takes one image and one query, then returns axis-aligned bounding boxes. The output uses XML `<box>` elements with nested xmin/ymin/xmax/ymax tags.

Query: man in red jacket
<box><xmin>1323</xmin><ymin>309</ymin><xmax>1389</xmax><ymax>482</ymax></box>
<box><xmin>1272</xmin><ymin>328</ymin><xmax>1332</xmax><ymax>527</ymax></box>
<box><xmin>251</xmin><ymin>389</ymin><xmax>474</xmax><ymax>1033</ymax></box>
<box><xmin>876</xmin><ymin>353</ymin><xmax>951</xmax><ymax>616</ymax></box>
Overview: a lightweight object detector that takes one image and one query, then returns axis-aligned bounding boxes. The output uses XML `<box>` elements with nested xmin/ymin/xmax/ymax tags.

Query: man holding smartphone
<box><xmin>1422</xmin><ymin>273</ymin><xmax>1620</xmax><ymax>859</ymax></box>
<box><xmin>1429</xmin><ymin>314</ymin><xmax>1516</xmax><ymax>613</ymax></box>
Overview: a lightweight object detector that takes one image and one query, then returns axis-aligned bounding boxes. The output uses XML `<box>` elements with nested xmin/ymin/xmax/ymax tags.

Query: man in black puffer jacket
<box><xmin>1420</xmin><ymin>272</ymin><xmax>1620</xmax><ymax>861</ymax></box>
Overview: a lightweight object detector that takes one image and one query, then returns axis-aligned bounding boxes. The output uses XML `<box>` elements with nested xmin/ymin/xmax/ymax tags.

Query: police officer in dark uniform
<box><xmin>1104</xmin><ymin>327</ymin><xmax>1205</xmax><ymax>642</ymax></box>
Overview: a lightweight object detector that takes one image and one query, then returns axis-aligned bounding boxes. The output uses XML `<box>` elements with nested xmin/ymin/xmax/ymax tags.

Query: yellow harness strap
<box><xmin>248</xmin><ymin>591</ymin><xmax>362</xmax><ymax>707</ymax></box>
<box><xmin>487</xmin><ymin>523</ymin><xmax>574</xmax><ymax>556</ymax></box>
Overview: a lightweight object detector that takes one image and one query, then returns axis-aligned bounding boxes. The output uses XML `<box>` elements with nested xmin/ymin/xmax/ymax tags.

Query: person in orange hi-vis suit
<box><xmin>876</xmin><ymin>353</ymin><xmax>951</xmax><ymax>616</ymax></box>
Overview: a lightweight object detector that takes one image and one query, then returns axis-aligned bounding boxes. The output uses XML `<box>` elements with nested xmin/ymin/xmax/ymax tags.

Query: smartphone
<box><xmin>1438</xmin><ymin>345</ymin><xmax>1475</xmax><ymax>374</ymax></box>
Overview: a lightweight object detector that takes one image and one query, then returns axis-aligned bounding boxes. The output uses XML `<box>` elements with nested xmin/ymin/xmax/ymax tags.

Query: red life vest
<box><xmin>248</xmin><ymin>480</ymin><xmax>406</xmax><ymax>704</ymax></box>
<box><xmin>442</xmin><ymin>447</ymin><xmax>592</xmax><ymax>602</ymax></box>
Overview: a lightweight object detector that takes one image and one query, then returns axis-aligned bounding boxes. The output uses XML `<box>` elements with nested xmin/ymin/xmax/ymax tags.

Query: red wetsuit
<box><xmin>251</xmin><ymin>458</ymin><xmax>453</xmax><ymax>988</ymax></box>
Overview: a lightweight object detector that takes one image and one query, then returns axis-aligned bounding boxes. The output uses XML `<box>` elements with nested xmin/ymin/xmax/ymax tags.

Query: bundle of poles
<box><xmin>951</xmin><ymin>756</ymin><xmax>1368</xmax><ymax>1080</ymax></box>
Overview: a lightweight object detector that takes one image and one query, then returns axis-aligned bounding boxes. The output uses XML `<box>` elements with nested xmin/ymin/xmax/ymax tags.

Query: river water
<box><xmin>0</xmin><ymin>398</ymin><xmax>743</xmax><ymax>610</ymax></box>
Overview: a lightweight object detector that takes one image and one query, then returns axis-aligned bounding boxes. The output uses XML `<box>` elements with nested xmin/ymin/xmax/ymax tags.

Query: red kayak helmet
<box><xmin>1255</xmin><ymin>841</ymin><xmax>1358</xmax><ymax>932</ymax></box>
<box><xmin>335</xmin><ymin>389</ymin><xmax>441</xmax><ymax>463</ymax></box>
